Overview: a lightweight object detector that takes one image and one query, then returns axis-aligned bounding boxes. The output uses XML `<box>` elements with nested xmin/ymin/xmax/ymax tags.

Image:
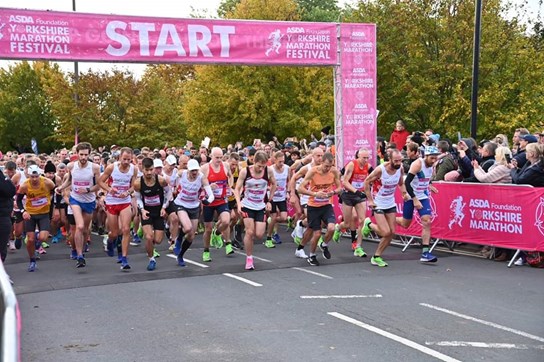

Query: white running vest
<box><xmin>410</xmin><ymin>159</ymin><xmax>433</xmax><ymax>201</ymax></box>
<box><xmin>374</xmin><ymin>164</ymin><xmax>401</xmax><ymax>210</ymax></box>
<box><xmin>174</xmin><ymin>170</ymin><xmax>203</xmax><ymax>209</ymax></box>
<box><xmin>241</xmin><ymin>168</ymin><xmax>269</xmax><ymax>211</ymax></box>
<box><xmin>105</xmin><ymin>163</ymin><xmax>134</xmax><ymax>205</ymax></box>
<box><xmin>297</xmin><ymin>164</ymin><xmax>312</xmax><ymax>206</ymax></box>
<box><xmin>70</xmin><ymin>162</ymin><xmax>96</xmax><ymax>203</ymax></box>
<box><xmin>272</xmin><ymin>165</ymin><xmax>289</xmax><ymax>202</ymax></box>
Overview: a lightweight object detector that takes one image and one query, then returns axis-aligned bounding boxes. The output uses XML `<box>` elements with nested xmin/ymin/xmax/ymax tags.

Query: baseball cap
<box><xmin>521</xmin><ymin>134</ymin><xmax>538</xmax><ymax>143</ymax></box>
<box><xmin>27</xmin><ymin>165</ymin><xmax>42</xmax><ymax>175</ymax></box>
<box><xmin>187</xmin><ymin>159</ymin><xmax>200</xmax><ymax>171</ymax></box>
<box><xmin>424</xmin><ymin>146</ymin><xmax>440</xmax><ymax>156</ymax></box>
<box><xmin>166</xmin><ymin>155</ymin><xmax>177</xmax><ymax>166</ymax></box>
<box><xmin>153</xmin><ymin>159</ymin><xmax>164</xmax><ymax>168</ymax></box>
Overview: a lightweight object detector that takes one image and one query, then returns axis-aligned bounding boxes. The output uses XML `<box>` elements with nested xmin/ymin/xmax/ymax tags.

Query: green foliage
<box><xmin>345</xmin><ymin>0</ymin><xmax>544</xmax><ymax>140</ymax></box>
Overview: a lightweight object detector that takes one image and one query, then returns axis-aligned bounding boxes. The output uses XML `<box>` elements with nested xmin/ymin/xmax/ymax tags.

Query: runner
<box><xmin>395</xmin><ymin>146</ymin><xmax>440</xmax><ymax>263</ymax></box>
<box><xmin>295</xmin><ymin>152</ymin><xmax>341</xmax><ymax>266</ymax></box>
<box><xmin>200</xmin><ymin>147</ymin><xmax>234</xmax><ymax>262</ymax></box>
<box><xmin>172</xmin><ymin>159</ymin><xmax>214</xmax><ymax>266</ymax></box>
<box><xmin>362</xmin><ymin>149</ymin><xmax>409</xmax><ymax>267</ymax></box>
<box><xmin>98</xmin><ymin>147</ymin><xmax>138</xmax><ymax>270</ymax></box>
<box><xmin>17</xmin><ymin>165</ymin><xmax>56</xmax><ymax>271</ymax></box>
<box><xmin>133</xmin><ymin>157</ymin><xmax>170</xmax><ymax>271</ymax></box>
<box><xmin>265</xmin><ymin>151</ymin><xmax>290</xmax><ymax>247</ymax></box>
<box><xmin>0</xmin><ymin>165</ymin><xmax>16</xmax><ymax>266</ymax></box>
<box><xmin>56</xmin><ymin>142</ymin><xmax>101</xmax><ymax>267</ymax></box>
<box><xmin>234</xmin><ymin>151</ymin><xmax>276</xmax><ymax>270</ymax></box>
<box><xmin>333</xmin><ymin>148</ymin><xmax>373</xmax><ymax>256</ymax></box>
<box><xmin>226</xmin><ymin>152</ymin><xmax>243</xmax><ymax>249</ymax></box>
<box><xmin>4</xmin><ymin>161</ymin><xmax>24</xmax><ymax>250</ymax></box>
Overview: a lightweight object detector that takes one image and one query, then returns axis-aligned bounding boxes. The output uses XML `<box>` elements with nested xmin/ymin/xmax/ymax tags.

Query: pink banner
<box><xmin>390</xmin><ymin>183</ymin><xmax>544</xmax><ymax>252</ymax></box>
<box><xmin>336</xmin><ymin>24</ymin><xmax>377</xmax><ymax>168</ymax></box>
<box><xmin>0</xmin><ymin>8</ymin><xmax>337</xmax><ymax>65</ymax></box>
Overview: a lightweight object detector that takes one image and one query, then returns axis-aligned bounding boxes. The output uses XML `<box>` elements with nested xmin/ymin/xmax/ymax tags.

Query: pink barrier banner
<box><xmin>392</xmin><ymin>183</ymin><xmax>544</xmax><ymax>252</ymax></box>
<box><xmin>0</xmin><ymin>8</ymin><xmax>337</xmax><ymax>65</ymax></box>
<box><xmin>336</xmin><ymin>24</ymin><xmax>377</xmax><ymax>168</ymax></box>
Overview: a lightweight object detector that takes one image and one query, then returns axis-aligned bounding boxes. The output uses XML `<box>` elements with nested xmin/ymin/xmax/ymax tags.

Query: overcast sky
<box><xmin>0</xmin><ymin>0</ymin><xmax>541</xmax><ymax>75</ymax></box>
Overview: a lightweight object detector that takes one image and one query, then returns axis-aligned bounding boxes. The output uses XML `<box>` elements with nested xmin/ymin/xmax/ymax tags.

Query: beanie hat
<box><xmin>44</xmin><ymin>161</ymin><xmax>56</xmax><ymax>173</ymax></box>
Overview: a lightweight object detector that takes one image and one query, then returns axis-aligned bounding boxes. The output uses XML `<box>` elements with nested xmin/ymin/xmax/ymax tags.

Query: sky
<box><xmin>0</xmin><ymin>0</ymin><xmax>541</xmax><ymax>76</ymax></box>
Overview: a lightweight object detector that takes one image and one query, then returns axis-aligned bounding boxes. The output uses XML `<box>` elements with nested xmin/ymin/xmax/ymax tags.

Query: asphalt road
<box><xmin>5</xmin><ymin>228</ymin><xmax>544</xmax><ymax>362</ymax></box>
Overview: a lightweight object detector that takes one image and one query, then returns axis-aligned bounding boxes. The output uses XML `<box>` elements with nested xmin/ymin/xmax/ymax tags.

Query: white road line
<box><xmin>420</xmin><ymin>303</ymin><xmax>544</xmax><ymax>343</ymax></box>
<box><xmin>292</xmin><ymin>267</ymin><xmax>333</xmax><ymax>279</ymax></box>
<box><xmin>233</xmin><ymin>251</ymin><xmax>272</xmax><ymax>263</ymax></box>
<box><xmin>425</xmin><ymin>341</ymin><xmax>544</xmax><ymax>350</ymax></box>
<box><xmin>222</xmin><ymin>273</ymin><xmax>262</xmax><ymax>287</ymax></box>
<box><xmin>166</xmin><ymin>254</ymin><xmax>209</xmax><ymax>268</ymax></box>
<box><xmin>302</xmin><ymin>294</ymin><xmax>382</xmax><ymax>299</ymax></box>
<box><xmin>328</xmin><ymin>312</ymin><xmax>461</xmax><ymax>362</ymax></box>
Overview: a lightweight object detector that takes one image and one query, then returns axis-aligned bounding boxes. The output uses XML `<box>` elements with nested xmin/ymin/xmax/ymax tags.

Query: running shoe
<box><xmin>41</xmin><ymin>241</ymin><xmax>50</xmax><ymax>248</ymax></box>
<box><xmin>231</xmin><ymin>239</ymin><xmax>242</xmax><ymax>250</ymax></box>
<box><xmin>51</xmin><ymin>236</ymin><xmax>60</xmax><ymax>244</ymax></box>
<box><xmin>76</xmin><ymin>257</ymin><xmax>86</xmax><ymax>268</ymax></box>
<box><xmin>320</xmin><ymin>244</ymin><xmax>331</xmax><ymax>260</ymax></box>
<box><xmin>14</xmin><ymin>238</ymin><xmax>22</xmax><ymax>250</ymax></box>
<box><xmin>120</xmin><ymin>257</ymin><xmax>131</xmax><ymax>270</ymax></box>
<box><xmin>245</xmin><ymin>256</ymin><xmax>254</xmax><ymax>270</ymax></box>
<box><xmin>168</xmin><ymin>243</ymin><xmax>175</xmax><ymax>252</ymax></box>
<box><xmin>420</xmin><ymin>251</ymin><xmax>438</xmax><ymax>263</ymax></box>
<box><xmin>106</xmin><ymin>240</ymin><xmax>114</xmax><ymax>257</ymax></box>
<box><xmin>295</xmin><ymin>248</ymin><xmax>308</xmax><ymax>259</ymax></box>
<box><xmin>28</xmin><ymin>261</ymin><xmax>37</xmax><ymax>272</ymax></box>
<box><xmin>98</xmin><ymin>227</ymin><xmax>105</xmax><ymax>235</ymax></box>
<box><xmin>130</xmin><ymin>234</ymin><xmax>142</xmax><ymax>246</ymax></box>
<box><xmin>147</xmin><ymin>259</ymin><xmax>156</xmax><ymax>271</ymax></box>
<box><xmin>291</xmin><ymin>229</ymin><xmax>302</xmax><ymax>245</ymax></box>
<box><xmin>202</xmin><ymin>251</ymin><xmax>212</xmax><ymax>262</ymax></box>
<box><xmin>264</xmin><ymin>238</ymin><xmax>276</xmax><ymax>249</ymax></box>
<box><xmin>272</xmin><ymin>233</ymin><xmax>282</xmax><ymax>244</ymax></box>
<box><xmin>70</xmin><ymin>250</ymin><xmax>77</xmax><ymax>260</ymax></box>
<box><xmin>84</xmin><ymin>243</ymin><xmax>90</xmax><ymax>253</ymax></box>
<box><xmin>214</xmin><ymin>234</ymin><xmax>224</xmax><ymax>249</ymax></box>
<box><xmin>225</xmin><ymin>243</ymin><xmax>234</xmax><ymax>255</ymax></box>
<box><xmin>332</xmin><ymin>224</ymin><xmax>341</xmax><ymax>243</ymax></box>
<box><xmin>153</xmin><ymin>249</ymin><xmax>161</xmax><ymax>258</ymax></box>
<box><xmin>37</xmin><ymin>246</ymin><xmax>47</xmax><ymax>255</ymax></box>
<box><xmin>351</xmin><ymin>241</ymin><xmax>358</xmax><ymax>251</ymax></box>
<box><xmin>286</xmin><ymin>216</ymin><xmax>294</xmax><ymax>230</ymax></box>
<box><xmin>362</xmin><ymin>217</ymin><xmax>372</xmax><ymax>237</ymax></box>
<box><xmin>354</xmin><ymin>247</ymin><xmax>367</xmax><ymax>258</ymax></box>
<box><xmin>317</xmin><ymin>236</ymin><xmax>324</xmax><ymax>247</ymax></box>
<box><xmin>177</xmin><ymin>254</ymin><xmax>186</xmax><ymax>267</ymax></box>
<box><xmin>8</xmin><ymin>240</ymin><xmax>15</xmax><ymax>251</ymax></box>
<box><xmin>173</xmin><ymin>237</ymin><xmax>183</xmax><ymax>256</ymax></box>
<box><xmin>371</xmin><ymin>256</ymin><xmax>388</xmax><ymax>267</ymax></box>
<box><xmin>307</xmin><ymin>255</ymin><xmax>319</xmax><ymax>266</ymax></box>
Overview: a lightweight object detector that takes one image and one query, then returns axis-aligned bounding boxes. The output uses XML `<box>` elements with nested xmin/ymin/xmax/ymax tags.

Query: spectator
<box><xmin>513</xmin><ymin>134</ymin><xmax>538</xmax><ymax>169</ymax></box>
<box><xmin>402</xmin><ymin>142</ymin><xmax>420</xmax><ymax>173</ymax></box>
<box><xmin>472</xmin><ymin>146</ymin><xmax>512</xmax><ymax>184</ymax></box>
<box><xmin>376</xmin><ymin>137</ymin><xmax>387</xmax><ymax>164</ymax></box>
<box><xmin>464</xmin><ymin>142</ymin><xmax>496</xmax><ymax>182</ymax></box>
<box><xmin>510</xmin><ymin>143</ymin><xmax>544</xmax><ymax>186</ymax></box>
<box><xmin>390</xmin><ymin>120</ymin><xmax>410</xmax><ymax>150</ymax></box>
<box><xmin>494</xmin><ymin>133</ymin><xmax>509</xmax><ymax>149</ymax></box>
<box><xmin>512</xmin><ymin>127</ymin><xmax>530</xmax><ymax>155</ymax></box>
<box><xmin>433</xmin><ymin>140</ymin><xmax>457</xmax><ymax>181</ymax></box>
<box><xmin>457</xmin><ymin>138</ymin><xmax>479</xmax><ymax>179</ymax></box>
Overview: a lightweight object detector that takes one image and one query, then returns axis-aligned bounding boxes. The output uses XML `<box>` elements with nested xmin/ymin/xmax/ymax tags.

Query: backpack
<box><xmin>526</xmin><ymin>252</ymin><xmax>544</xmax><ymax>268</ymax></box>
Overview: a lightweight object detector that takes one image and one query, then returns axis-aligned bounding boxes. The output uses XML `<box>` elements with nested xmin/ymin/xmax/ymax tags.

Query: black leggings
<box><xmin>0</xmin><ymin>216</ymin><xmax>13</xmax><ymax>262</ymax></box>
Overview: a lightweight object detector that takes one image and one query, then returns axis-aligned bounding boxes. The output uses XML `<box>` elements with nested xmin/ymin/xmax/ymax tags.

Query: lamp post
<box><xmin>73</xmin><ymin>0</ymin><xmax>79</xmax><ymax>144</ymax></box>
<box><xmin>470</xmin><ymin>0</ymin><xmax>482</xmax><ymax>139</ymax></box>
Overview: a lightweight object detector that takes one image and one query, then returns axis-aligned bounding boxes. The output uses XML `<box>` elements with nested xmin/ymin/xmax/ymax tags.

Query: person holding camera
<box><xmin>472</xmin><ymin>146</ymin><xmax>512</xmax><ymax>184</ymax></box>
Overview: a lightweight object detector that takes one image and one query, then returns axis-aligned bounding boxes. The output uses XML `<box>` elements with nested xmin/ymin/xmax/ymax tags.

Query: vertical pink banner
<box><xmin>337</xmin><ymin>24</ymin><xmax>377</xmax><ymax>168</ymax></box>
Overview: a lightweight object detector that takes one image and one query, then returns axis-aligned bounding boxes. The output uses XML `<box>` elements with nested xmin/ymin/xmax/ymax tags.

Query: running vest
<box><xmin>308</xmin><ymin>167</ymin><xmax>335</xmax><ymax>208</ymax></box>
<box><xmin>410</xmin><ymin>159</ymin><xmax>433</xmax><ymax>200</ymax></box>
<box><xmin>227</xmin><ymin>167</ymin><xmax>239</xmax><ymax>202</ymax></box>
<box><xmin>24</xmin><ymin>177</ymin><xmax>51</xmax><ymax>214</ymax></box>
<box><xmin>241</xmin><ymin>166</ymin><xmax>269</xmax><ymax>211</ymax></box>
<box><xmin>348</xmin><ymin>160</ymin><xmax>370</xmax><ymax>192</ymax></box>
<box><xmin>70</xmin><ymin>161</ymin><xmax>96</xmax><ymax>203</ymax></box>
<box><xmin>105</xmin><ymin>163</ymin><xmax>134</xmax><ymax>205</ymax></box>
<box><xmin>297</xmin><ymin>164</ymin><xmax>312</xmax><ymax>206</ymax></box>
<box><xmin>207</xmin><ymin>163</ymin><xmax>228</xmax><ymax>207</ymax></box>
<box><xmin>174</xmin><ymin>170</ymin><xmax>204</xmax><ymax>209</ymax></box>
<box><xmin>272</xmin><ymin>164</ymin><xmax>289</xmax><ymax>202</ymax></box>
<box><xmin>373</xmin><ymin>164</ymin><xmax>401</xmax><ymax>209</ymax></box>
<box><xmin>140</xmin><ymin>175</ymin><xmax>164</xmax><ymax>217</ymax></box>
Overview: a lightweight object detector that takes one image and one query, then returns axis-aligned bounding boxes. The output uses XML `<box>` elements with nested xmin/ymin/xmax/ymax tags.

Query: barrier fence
<box><xmin>0</xmin><ymin>260</ymin><xmax>20</xmax><ymax>362</ymax></box>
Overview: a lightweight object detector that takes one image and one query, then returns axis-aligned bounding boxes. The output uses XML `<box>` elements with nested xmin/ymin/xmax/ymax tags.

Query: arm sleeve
<box><xmin>204</xmin><ymin>185</ymin><xmax>214</xmax><ymax>204</ymax></box>
<box><xmin>134</xmin><ymin>192</ymin><xmax>144</xmax><ymax>209</ymax></box>
<box><xmin>404</xmin><ymin>173</ymin><xmax>416</xmax><ymax>198</ymax></box>
<box><xmin>16</xmin><ymin>193</ymin><xmax>25</xmax><ymax>210</ymax></box>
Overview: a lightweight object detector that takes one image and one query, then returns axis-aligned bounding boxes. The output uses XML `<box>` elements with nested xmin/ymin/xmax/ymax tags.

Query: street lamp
<box><xmin>470</xmin><ymin>0</ymin><xmax>482</xmax><ymax>139</ymax></box>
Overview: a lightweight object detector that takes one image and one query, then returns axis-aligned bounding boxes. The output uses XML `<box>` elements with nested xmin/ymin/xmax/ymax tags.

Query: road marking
<box><xmin>222</xmin><ymin>273</ymin><xmax>262</xmax><ymax>287</ymax></box>
<box><xmin>302</xmin><ymin>294</ymin><xmax>382</xmax><ymax>299</ymax></box>
<box><xmin>420</xmin><ymin>303</ymin><xmax>544</xmax><ymax>343</ymax></box>
<box><xmin>425</xmin><ymin>341</ymin><xmax>544</xmax><ymax>350</ymax></box>
<box><xmin>233</xmin><ymin>251</ymin><xmax>272</xmax><ymax>263</ymax></box>
<box><xmin>166</xmin><ymin>254</ymin><xmax>209</xmax><ymax>268</ymax></box>
<box><xmin>292</xmin><ymin>267</ymin><xmax>333</xmax><ymax>279</ymax></box>
<box><xmin>328</xmin><ymin>312</ymin><xmax>461</xmax><ymax>362</ymax></box>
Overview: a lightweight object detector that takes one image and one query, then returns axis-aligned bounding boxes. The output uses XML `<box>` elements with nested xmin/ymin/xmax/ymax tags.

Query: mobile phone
<box><xmin>505</xmin><ymin>154</ymin><xmax>512</xmax><ymax>164</ymax></box>
<box><xmin>457</xmin><ymin>132</ymin><xmax>462</xmax><ymax>142</ymax></box>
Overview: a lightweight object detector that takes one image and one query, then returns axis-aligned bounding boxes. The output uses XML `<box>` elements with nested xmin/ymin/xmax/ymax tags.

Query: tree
<box><xmin>0</xmin><ymin>62</ymin><xmax>60</xmax><ymax>153</ymax></box>
<box><xmin>344</xmin><ymin>0</ymin><xmax>544</xmax><ymax>140</ymax></box>
<box><xmin>183</xmin><ymin>0</ymin><xmax>335</xmax><ymax>145</ymax></box>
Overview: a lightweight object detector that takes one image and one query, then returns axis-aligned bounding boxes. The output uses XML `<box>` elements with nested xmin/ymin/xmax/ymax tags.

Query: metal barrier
<box><xmin>0</xmin><ymin>260</ymin><xmax>19</xmax><ymax>362</ymax></box>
